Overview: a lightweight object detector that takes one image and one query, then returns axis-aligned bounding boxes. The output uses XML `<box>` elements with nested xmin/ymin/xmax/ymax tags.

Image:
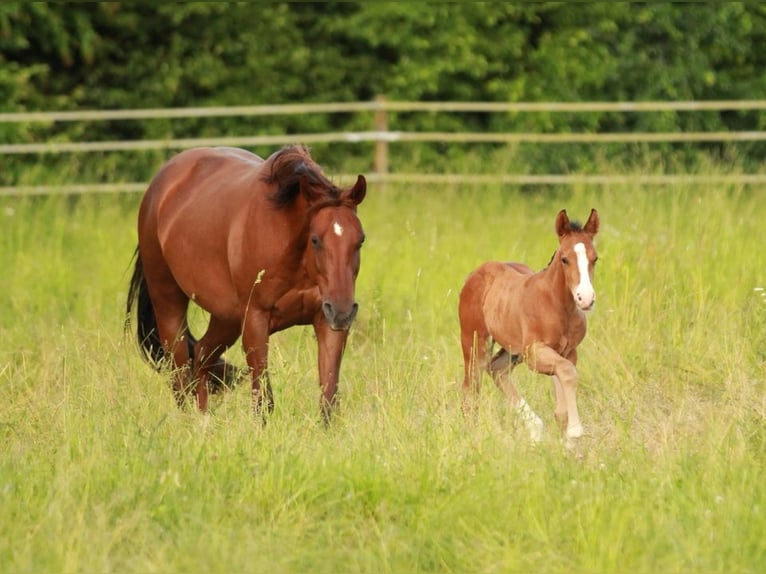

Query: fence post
<box><xmin>373</xmin><ymin>95</ymin><xmax>388</xmax><ymax>185</ymax></box>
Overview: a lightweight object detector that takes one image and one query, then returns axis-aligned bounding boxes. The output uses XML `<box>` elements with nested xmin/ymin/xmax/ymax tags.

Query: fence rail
<box><xmin>4</xmin><ymin>99</ymin><xmax>766</xmax><ymax>123</ymax></box>
<box><xmin>4</xmin><ymin>130</ymin><xmax>766</xmax><ymax>156</ymax></box>
<box><xmin>5</xmin><ymin>173</ymin><xmax>766</xmax><ymax>198</ymax></box>
<box><xmin>2</xmin><ymin>98</ymin><xmax>765</xmax><ymax>195</ymax></box>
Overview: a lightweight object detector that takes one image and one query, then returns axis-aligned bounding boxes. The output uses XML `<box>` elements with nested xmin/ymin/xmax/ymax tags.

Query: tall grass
<box><xmin>0</xmin><ymin>160</ymin><xmax>764</xmax><ymax>573</ymax></box>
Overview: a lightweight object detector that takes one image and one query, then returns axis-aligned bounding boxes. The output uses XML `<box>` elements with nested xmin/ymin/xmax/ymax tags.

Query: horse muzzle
<box><xmin>322</xmin><ymin>300</ymin><xmax>359</xmax><ymax>331</ymax></box>
<box><xmin>577</xmin><ymin>295</ymin><xmax>596</xmax><ymax>311</ymax></box>
<box><xmin>573</xmin><ymin>288</ymin><xmax>596</xmax><ymax>311</ymax></box>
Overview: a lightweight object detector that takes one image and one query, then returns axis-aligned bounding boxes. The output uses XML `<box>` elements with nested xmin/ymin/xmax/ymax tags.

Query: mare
<box><xmin>126</xmin><ymin>145</ymin><xmax>367</xmax><ymax>421</ymax></box>
<box><xmin>458</xmin><ymin>209</ymin><xmax>599</xmax><ymax>441</ymax></box>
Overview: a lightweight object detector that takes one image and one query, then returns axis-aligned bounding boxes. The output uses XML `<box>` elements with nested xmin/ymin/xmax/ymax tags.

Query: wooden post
<box><xmin>373</xmin><ymin>95</ymin><xmax>388</xmax><ymax>185</ymax></box>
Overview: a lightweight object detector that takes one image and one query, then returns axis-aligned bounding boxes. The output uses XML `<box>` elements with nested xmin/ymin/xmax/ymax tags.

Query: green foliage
<box><xmin>1</xmin><ymin>154</ymin><xmax>765</xmax><ymax>572</ymax></box>
<box><xmin>2</xmin><ymin>2</ymin><xmax>766</xmax><ymax>176</ymax></box>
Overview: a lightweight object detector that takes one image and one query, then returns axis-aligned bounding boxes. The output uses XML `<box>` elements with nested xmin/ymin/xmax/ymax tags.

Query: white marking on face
<box><xmin>333</xmin><ymin>222</ymin><xmax>344</xmax><ymax>237</ymax></box>
<box><xmin>573</xmin><ymin>242</ymin><xmax>595</xmax><ymax>310</ymax></box>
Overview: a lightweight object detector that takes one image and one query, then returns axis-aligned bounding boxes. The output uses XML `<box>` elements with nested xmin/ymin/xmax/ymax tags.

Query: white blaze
<box><xmin>573</xmin><ymin>242</ymin><xmax>595</xmax><ymax>310</ymax></box>
<box><xmin>333</xmin><ymin>222</ymin><xmax>344</xmax><ymax>237</ymax></box>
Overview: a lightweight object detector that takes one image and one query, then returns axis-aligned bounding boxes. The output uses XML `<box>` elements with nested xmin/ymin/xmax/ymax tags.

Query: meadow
<box><xmin>1</xmin><ymin>157</ymin><xmax>764</xmax><ymax>573</ymax></box>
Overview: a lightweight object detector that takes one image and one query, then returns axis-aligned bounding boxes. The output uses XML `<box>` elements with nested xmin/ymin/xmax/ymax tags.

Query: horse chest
<box><xmin>556</xmin><ymin>312</ymin><xmax>587</xmax><ymax>355</ymax></box>
<box><xmin>268</xmin><ymin>287</ymin><xmax>321</xmax><ymax>332</ymax></box>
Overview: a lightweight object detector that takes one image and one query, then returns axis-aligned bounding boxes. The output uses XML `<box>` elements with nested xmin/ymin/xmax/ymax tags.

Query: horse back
<box><xmin>143</xmin><ymin>147</ymin><xmax>263</xmax><ymax>205</ymax></box>
<box><xmin>505</xmin><ymin>261</ymin><xmax>534</xmax><ymax>276</ymax></box>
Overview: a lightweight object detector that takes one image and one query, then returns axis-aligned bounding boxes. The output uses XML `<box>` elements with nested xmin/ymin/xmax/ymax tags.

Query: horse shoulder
<box><xmin>506</xmin><ymin>270</ymin><xmax>562</xmax><ymax>349</ymax></box>
<box><xmin>268</xmin><ymin>286</ymin><xmax>322</xmax><ymax>333</ymax></box>
<box><xmin>525</xmin><ymin>289</ymin><xmax>588</xmax><ymax>356</ymax></box>
<box><xmin>566</xmin><ymin>309</ymin><xmax>588</xmax><ymax>348</ymax></box>
<box><xmin>505</xmin><ymin>262</ymin><xmax>534</xmax><ymax>275</ymax></box>
<box><xmin>477</xmin><ymin>262</ymin><xmax>529</xmax><ymax>348</ymax></box>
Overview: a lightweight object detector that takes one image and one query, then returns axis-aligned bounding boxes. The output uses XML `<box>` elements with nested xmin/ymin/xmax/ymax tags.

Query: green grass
<box><xmin>0</xmin><ymin>165</ymin><xmax>764</xmax><ymax>573</ymax></box>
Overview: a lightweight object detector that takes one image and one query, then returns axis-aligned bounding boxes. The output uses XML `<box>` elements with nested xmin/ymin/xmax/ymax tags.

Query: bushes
<box><xmin>2</xmin><ymin>2</ymin><xmax>766</xmax><ymax>177</ymax></box>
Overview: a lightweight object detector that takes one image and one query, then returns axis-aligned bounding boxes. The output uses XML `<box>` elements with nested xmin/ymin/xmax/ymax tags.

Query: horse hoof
<box><xmin>566</xmin><ymin>422</ymin><xmax>584</xmax><ymax>439</ymax></box>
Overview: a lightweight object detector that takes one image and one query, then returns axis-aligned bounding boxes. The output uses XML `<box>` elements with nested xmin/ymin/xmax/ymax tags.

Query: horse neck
<box><xmin>265</xmin><ymin>199</ymin><xmax>314</xmax><ymax>270</ymax></box>
<box><xmin>540</xmin><ymin>252</ymin><xmax>576</xmax><ymax>312</ymax></box>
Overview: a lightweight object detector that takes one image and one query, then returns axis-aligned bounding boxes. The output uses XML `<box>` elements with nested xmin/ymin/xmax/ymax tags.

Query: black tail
<box><xmin>125</xmin><ymin>248</ymin><xmax>165</xmax><ymax>368</ymax></box>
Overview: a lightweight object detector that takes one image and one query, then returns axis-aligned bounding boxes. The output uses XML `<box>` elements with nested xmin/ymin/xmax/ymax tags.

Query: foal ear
<box><xmin>346</xmin><ymin>174</ymin><xmax>367</xmax><ymax>206</ymax></box>
<box><xmin>583</xmin><ymin>208</ymin><xmax>600</xmax><ymax>236</ymax></box>
<box><xmin>555</xmin><ymin>209</ymin><xmax>571</xmax><ymax>238</ymax></box>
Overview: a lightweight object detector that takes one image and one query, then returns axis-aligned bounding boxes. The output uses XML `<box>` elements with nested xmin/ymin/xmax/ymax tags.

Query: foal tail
<box><xmin>125</xmin><ymin>248</ymin><xmax>165</xmax><ymax>368</ymax></box>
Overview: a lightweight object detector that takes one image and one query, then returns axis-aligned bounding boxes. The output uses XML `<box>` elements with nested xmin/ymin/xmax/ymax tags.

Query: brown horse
<box><xmin>126</xmin><ymin>145</ymin><xmax>367</xmax><ymax>421</ymax></box>
<box><xmin>458</xmin><ymin>209</ymin><xmax>599</xmax><ymax>442</ymax></box>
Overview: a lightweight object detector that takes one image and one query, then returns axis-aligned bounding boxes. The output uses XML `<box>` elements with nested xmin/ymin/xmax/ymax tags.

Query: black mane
<box><xmin>263</xmin><ymin>145</ymin><xmax>341</xmax><ymax>208</ymax></box>
<box><xmin>545</xmin><ymin>219</ymin><xmax>583</xmax><ymax>268</ymax></box>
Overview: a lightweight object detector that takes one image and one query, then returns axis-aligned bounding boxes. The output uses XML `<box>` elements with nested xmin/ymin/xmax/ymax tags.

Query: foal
<box><xmin>458</xmin><ymin>209</ymin><xmax>599</xmax><ymax>441</ymax></box>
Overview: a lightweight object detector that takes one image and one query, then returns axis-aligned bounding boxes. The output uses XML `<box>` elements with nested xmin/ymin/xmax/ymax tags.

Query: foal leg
<box><xmin>460</xmin><ymin>330</ymin><xmax>491</xmax><ymax>416</ymax></box>
<box><xmin>489</xmin><ymin>349</ymin><xmax>543</xmax><ymax>442</ymax></box>
<box><xmin>527</xmin><ymin>343</ymin><xmax>584</xmax><ymax>439</ymax></box>
<box><xmin>458</xmin><ymin>275</ymin><xmax>491</xmax><ymax>416</ymax></box>
<box><xmin>192</xmin><ymin>316</ymin><xmax>241</xmax><ymax>412</ymax></box>
<box><xmin>551</xmin><ymin>375</ymin><xmax>568</xmax><ymax>433</ymax></box>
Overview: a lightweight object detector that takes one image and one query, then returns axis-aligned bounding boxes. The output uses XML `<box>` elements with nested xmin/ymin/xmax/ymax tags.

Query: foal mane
<box><xmin>263</xmin><ymin>145</ymin><xmax>342</xmax><ymax>209</ymax></box>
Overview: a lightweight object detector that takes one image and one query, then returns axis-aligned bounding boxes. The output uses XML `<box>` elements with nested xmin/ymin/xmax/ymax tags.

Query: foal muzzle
<box><xmin>573</xmin><ymin>289</ymin><xmax>596</xmax><ymax>311</ymax></box>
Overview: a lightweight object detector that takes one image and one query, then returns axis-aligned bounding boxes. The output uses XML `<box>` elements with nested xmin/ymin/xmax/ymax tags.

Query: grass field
<box><xmin>1</xmin><ymin>163</ymin><xmax>764</xmax><ymax>573</ymax></box>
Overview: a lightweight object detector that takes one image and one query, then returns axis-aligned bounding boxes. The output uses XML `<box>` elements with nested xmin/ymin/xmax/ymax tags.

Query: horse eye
<box><xmin>358</xmin><ymin>235</ymin><xmax>366</xmax><ymax>249</ymax></box>
<box><xmin>561</xmin><ymin>257</ymin><xmax>569</xmax><ymax>265</ymax></box>
<box><xmin>311</xmin><ymin>235</ymin><xmax>321</xmax><ymax>248</ymax></box>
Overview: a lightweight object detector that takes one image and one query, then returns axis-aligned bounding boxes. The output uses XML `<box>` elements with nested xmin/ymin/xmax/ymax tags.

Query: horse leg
<box><xmin>158</xmin><ymin>312</ymin><xmax>192</xmax><ymax>406</ymax></box>
<box><xmin>192</xmin><ymin>316</ymin><xmax>241</xmax><ymax>412</ymax></box>
<box><xmin>551</xmin><ymin>375</ymin><xmax>568</xmax><ymax>433</ymax></box>
<box><xmin>489</xmin><ymin>349</ymin><xmax>543</xmax><ymax>442</ymax></box>
<box><xmin>527</xmin><ymin>343</ymin><xmax>583</xmax><ymax>439</ymax></box>
<box><xmin>313</xmin><ymin>318</ymin><xmax>349</xmax><ymax>424</ymax></box>
<box><xmin>241</xmin><ymin>309</ymin><xmax>273</xmax><ymax>421</ymax></box>
<box><xmin>141</xmin><ymin>260</ymin><xmax>193</xmax><ymax>406</ymax></box>
<box><xmin>460</xmin><ymin>329</ymin><xmax>491</xmax><ymax>416</ymax></box>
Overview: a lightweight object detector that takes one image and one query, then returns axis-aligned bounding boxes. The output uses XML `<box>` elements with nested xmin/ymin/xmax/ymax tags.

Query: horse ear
<box><xmin>583</xmin><ymin>208</ymin><xmax>600</xmax><ymax>236</ymax></box>
<box><xmin>555</xmin><ymin>209</ymin><xmax>571</xmax><ymax>238</ymax></box>
<box><xmin>347</xmin><ymin>174</ymin><xmax>366</xmax><ymax>206</ymax></box>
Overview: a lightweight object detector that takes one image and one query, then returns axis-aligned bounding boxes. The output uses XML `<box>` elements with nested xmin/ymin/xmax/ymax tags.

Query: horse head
<box><xmin>555</xmin><ymin>208</ymin><xmax>599</xmax><ymax>311</ymax></box>
<box><xmin>303</xmin><ymin>174</ymin><xmax>367</xmax><ymax>330</ymax></box>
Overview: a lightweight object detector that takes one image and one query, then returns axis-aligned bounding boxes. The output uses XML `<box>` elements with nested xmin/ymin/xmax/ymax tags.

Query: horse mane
<box><xmin>263</xmin><ymin>145</ymin><xmax>342</xmax><ymax>208</ymax></box>
<box><xmin>568</xmin><ymin>220</ymin><xmax>584</xmax><ymax>233</ymax></box>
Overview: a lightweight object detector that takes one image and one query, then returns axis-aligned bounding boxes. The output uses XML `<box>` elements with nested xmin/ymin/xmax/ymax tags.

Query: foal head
<box><xmin>554</xmin><ymin>209</ymin><xmax>600</xmax><ymax>311</ymax></box>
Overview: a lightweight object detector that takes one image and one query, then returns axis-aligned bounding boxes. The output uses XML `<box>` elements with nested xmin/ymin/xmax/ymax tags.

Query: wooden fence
<box><xmin>2</xmin><ymin>98</ymin><xmax>766</xmax><ymax>195</ymax></box>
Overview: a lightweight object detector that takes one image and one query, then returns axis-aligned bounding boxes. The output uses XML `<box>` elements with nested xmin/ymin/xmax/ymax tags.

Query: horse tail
<box><xmin>125</xmin><ymin>248</ymin><xmax>165</xmax><ymax>368</ymax></box>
